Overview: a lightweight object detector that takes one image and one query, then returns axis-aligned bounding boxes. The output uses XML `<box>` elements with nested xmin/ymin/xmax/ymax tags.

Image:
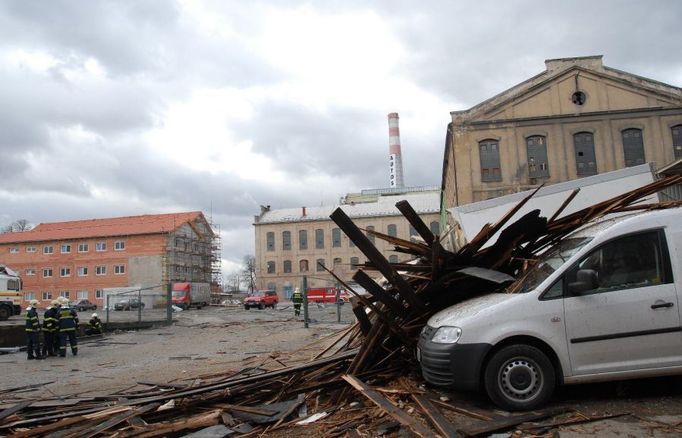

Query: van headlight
<box><xmin>432</xmin><ymin>326</ymin><xmax>462</xmax><ymax>344</ymax></box>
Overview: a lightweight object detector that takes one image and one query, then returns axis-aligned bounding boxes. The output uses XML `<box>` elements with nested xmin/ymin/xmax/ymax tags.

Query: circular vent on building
<box><xmin>571</xmin><ymin>91</ymin><xmax>587</xmax><ymax>105</ymax></box>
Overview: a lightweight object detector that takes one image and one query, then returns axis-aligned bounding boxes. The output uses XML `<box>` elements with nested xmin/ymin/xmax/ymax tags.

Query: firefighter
<box><xmin>52</xmin><ymin>299</ymin><xmax>62</xmax><ymax>354</ymax></box>
<box><xmin>292</xmin><ymin>288</ymin><xmax>303</xmax><ymax>317</ymax></box>
<box><xmin>25</xmin><ymin>299</ymin><xmax>43</xmax><ymax>360</ymax></box>
<box><xmin>86</xmin><ymin>313</ymin><xmax>103</xmax><ymax>335</ymax></box>
<box><xmin>41</xmin><ymin>300</ymin><xmax>59</xmax><ymax>357</ymax></box>
<box><xmin>56</xmin><ymin>298</ymin><xmax>79</xmax><ymax>357</ymax></box>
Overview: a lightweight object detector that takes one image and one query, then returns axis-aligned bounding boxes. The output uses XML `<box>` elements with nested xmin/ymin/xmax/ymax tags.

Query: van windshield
<box><xmin>515</xmin><ymin>237</ymin><xmax>591</xmax><ymax>293</ymax></box>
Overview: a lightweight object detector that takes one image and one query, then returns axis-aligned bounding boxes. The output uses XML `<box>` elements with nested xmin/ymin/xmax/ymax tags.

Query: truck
<box><xmin>418</xmin><ymin>207</ymin><xmax>682</xmax><ymax>411</ymax></box>
<box><xmin>306</xmin><ymin>287</ymin><xmax>350</xmax><ymax>304</ymax></box>
<box><xmin>171</xmin><ymin>282</ymin><xmax>210</xmax><ymax>310</ymax></box>
<box><xmin>0</xmin><ymin>265</ymin><xmax>23</xmax><ymax>320</ymax></box>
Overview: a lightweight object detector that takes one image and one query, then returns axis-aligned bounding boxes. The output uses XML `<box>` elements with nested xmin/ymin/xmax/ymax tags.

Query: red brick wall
<box><xmin>0</xmin><ymin>234</ymin><xmax>168</xmax><ymax>306</ymax></box>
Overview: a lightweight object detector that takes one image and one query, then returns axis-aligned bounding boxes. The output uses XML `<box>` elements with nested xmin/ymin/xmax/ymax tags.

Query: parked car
<box><xmin>72</xmin><ymin>299</ymin><xmax>97</xmax><ymax>312</ymax></box>
<box><xmin>417</xmin><ymin>208</ymin><xmax>682</xmax><ymax>411</ymax></box>
<box><xmin>243</xmin><ymin>290</ymin><xmax>278</xmax><ymax>310</ymax></box>
<box><xmin>114</xmin><ymin>298</ymin><xmax>145</xmax><ymax>311</ymax></box>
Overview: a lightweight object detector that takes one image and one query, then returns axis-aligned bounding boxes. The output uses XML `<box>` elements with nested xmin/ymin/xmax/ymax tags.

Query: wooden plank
<box><xmin>350</xmin><ymin>298</ymin><xmax>371</xmax><ymax>336</ymax></box>
<box><xmin>458</xmin><ymin>407</ymin><xmax>569</xmax><ymax>436</ymax></box>
<box><xmin>330</xmin><ymin>208</ymin><xmax>425</xmax><ymax>312</ymax></box>
<box><xmin>0</xmin><ymin>400</ymin><xmax>31</xmax><ymax>422</ymax></box>
<box><xmin>353</xmin><ymin>270</ymin><xmax>405</xmax><ymax>316</ymax></box>
<box><xmin>429</xmin><ymin>399</ymin><xmax>493</xmax><ymax>421</ymax></box>
<box><xmin>341</xmin><ymin>375</ymin><xmax>433</xmax><ymax>438</ymax></box>
<box><xmin>80</xmin><ymin>403</ymin><xmax>161</xmax><ymax>438</ymax></box>
<box><xmin>395</xmin><ymin>200</ymin><xmax>435</xmax><ymax>246</ymax></box>
<box><xmin>412</xmin><ymin>394</ymin><xmax>460</xmax><ymax>437</ymax></box>
<box><xmin>548</xmin><ymin>188</ymin><xmax>580</xmax><ymax>222</ymax></box>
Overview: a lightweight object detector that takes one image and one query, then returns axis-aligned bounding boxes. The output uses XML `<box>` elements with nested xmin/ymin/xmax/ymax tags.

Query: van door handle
<box><xmin>651</xmin><ymin>301</ymin><xmax>674</xmax><ymax>309</ymax></box>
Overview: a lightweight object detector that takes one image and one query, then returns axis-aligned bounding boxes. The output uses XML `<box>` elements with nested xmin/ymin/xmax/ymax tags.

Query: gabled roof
<box><xmin>0</xmin><ymin>211</ymin><xmax>208</xmax><ymax>244</ymax></box>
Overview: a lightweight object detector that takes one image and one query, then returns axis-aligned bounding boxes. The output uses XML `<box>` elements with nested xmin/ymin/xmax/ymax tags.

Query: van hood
<box><xmin>427</xmin><ymin>293</ymin><xmax>517</xmax><ymax>328</ymax></box>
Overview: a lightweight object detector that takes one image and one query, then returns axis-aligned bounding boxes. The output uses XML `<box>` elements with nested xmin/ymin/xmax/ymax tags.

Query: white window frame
<box><xmin>43</xmin><ymin>268</ymin><xmax>53</xmax><ymax>278</ymax></box>
<box><xmin>9</xmin><ymin>247</ymin><xmax>18</xmax><ymax>254</ymax></box>
<box><xmin>96</xmin><ymin>289</ymin><xmax>103</xmax><ymax>299</ymax></box>
<box><xmin>25</xmin><ymin>268</ymin><xmax>36</xmax><ymax>276</ymax></box>
<box><xmin>42</xmin><ymin>291</ymin><xmax>52</xmax><ymax>300</ymax></box>
<box><xmin>60</xmin><ymin>267</ymin><xmax>71</xmax><ymax>277</ymax></box>
<box><xmin>78</xmin><ymin>243</ymin><xmax>89</xmax><ymax>253</ymax></box>
<box><xmin>60</xmin><ymin>244</ymin><xmax>71</xmax><ymax>254</ymax></box>
<box><xmin>96</xmin><ymin>242</ymin><xmax>107</xmax><ymax>252</ymax></box>
<box><xmin>43</xmin><ymin>245</ymin><xmax>53</xmax><ymax>254</ymax></box>
<box><xmin>77</xmin><ymin>290</ymin><xmax>88</xmax><ymax>300</ymax></box>
<box><xmin>25</xmin><ymin>292</ymin><xmax>35</xmax><ymax>301</ymax></box>
<box><xmin>77</xmin><ymin>267</ymin><xmax>88</xmax><ymax>277</ymax></box>
<box><xmin>95</xmin><ymin>265</ymin><xmax>106</xmax><ymax>276</ymax></box>
<box><xmin>114</xmin><ymin>240</ymin><xmax>126</xmax><ymax>251</ymax></box>
<box><xmin>114</xmin><ymin>264</ymin><xmax>126</xmax><ymax>275</ymax></box>
<box><xmin>60</xmin><ymin>291</ymin><xmax>70</xmax><ymax>299</ymax></box>
<box><xmin>26</xmin><ymin>246</ymin><xmax>36</xmax><ymax>253</ymax></box>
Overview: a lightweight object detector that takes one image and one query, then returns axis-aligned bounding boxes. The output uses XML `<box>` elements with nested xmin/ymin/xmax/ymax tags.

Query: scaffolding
<box><xmin>163</xmin><ymin>218</ymin><xmax>221</xmax><ymax>289</ymax></box>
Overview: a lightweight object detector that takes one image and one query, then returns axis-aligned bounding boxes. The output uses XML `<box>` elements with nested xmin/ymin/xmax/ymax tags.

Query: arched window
<box><xmin>389</xmin><ymin>255</ymin><xmax>399</xmax><ymax>263</ymax></box>
<box><xmin>429</xmin><ymin>221</ymin><xmax>440</xmax><ymax>236</ymax></box>
<box><xmin>299</xmin><ymin>259</ymin><xmax>309</xmax><ymax>272</ymax></box>
<box><xmin>332</xmin><ymin>228</ymin><xmax>341</xmax><ymax>247</ymax></box>
<box><xmin>333</xmin><ymin>258</ymin><xmax>342</xmax><ymax>269</ymax></box>
<box><xmin>316</xmin><ymin>258</ymin><xmax>325</xmax><ymax>272</ymax></box>
<box><xmin>315</xmin><ymin>229</ymin><xmax>324</xmax><ymax>249</ymax></box>
<box><xmin>387</xmin><ymin>224</ymin><xmax>397</xmax><ymax>237</ymax></box>
<box><xmin>282</xmin><ymin>231</ymin><xmax>291</xmax><ymax>250</ymax></box>
<box><xmin>573</xmin><ymin>132</ymin><xmax>597</xmax><ymax>176</ymax></box>
<box><xmin>283</xmin><ymin>260</ymin><xmax>292</xmax><ymax>273</ymax></box>
<box><xmin>622</xmin><ymin>128</ymin><xmax>645</xmax><ymax>167</ymax></box>
<box><xmin>350</xmin><ymin>257</ymin><xmax>359</xmax><ymax>271</ymax></box>
<box><xmin>266</xmin><ymin>232</ymin><xmax>275</xmax><ymax>251</ymax></box>
<box><xmin>672</xmin><ymin>125</ymin><xmax>682</xmax><ymax>160</ymax></box>
<box><xmin>479</xmin><ymin>140</ymin><xmax>502</xmax><ymax>182</ymax></box>
<box><xmin>409</xmin><ymin>225</ymin><xmax>418</xmax><ymax>238</ymax></box>
<box><xmin>299</xmin><ymin>230</ymin><xmax>308</xmax><ymax>250</ymax></box>
<box><xmin>526</xmin><ymin>135</ymin><xmax>549</xmax><ymax>178</ymax></box>
<box><xmin>266</xmin><ymin>261</ymin><xmax>275</xmax><ymax>274</ymax></box>
<box><xmin>366</xmin><ymin>225</ymin><xmax>375</xmax><ymax>244</ymax></box>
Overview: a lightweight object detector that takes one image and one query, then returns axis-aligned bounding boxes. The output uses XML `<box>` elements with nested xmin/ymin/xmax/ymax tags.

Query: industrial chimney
<box><xmin>387</xmin><ymin>112</ymin><xmax>405</xmax><ymax>188</ymax></box>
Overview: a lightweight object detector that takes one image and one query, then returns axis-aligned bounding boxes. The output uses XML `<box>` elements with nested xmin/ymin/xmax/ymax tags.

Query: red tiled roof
<box><xmin>0</xmin><ymin>211</ymin><xmax>207</xmax><ymax>244</ymax></box>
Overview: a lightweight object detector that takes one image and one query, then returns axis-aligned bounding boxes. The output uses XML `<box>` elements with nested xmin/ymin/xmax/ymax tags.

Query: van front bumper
<box><xmin>417</xmin><ymin>325</ymin><xmax>491</xmax><ymax>390</ymax></box>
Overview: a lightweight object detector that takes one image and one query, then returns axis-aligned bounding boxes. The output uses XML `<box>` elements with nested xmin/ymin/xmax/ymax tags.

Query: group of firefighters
<box><xmin>24</xmin><ymin>298</ymin><xmax>103</xmax><ymax>360</ymax></box>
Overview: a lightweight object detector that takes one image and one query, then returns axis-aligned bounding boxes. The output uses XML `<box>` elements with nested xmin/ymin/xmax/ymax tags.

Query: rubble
<box><xmin>1</xmin><ymin>176</ymin><xmax>681</xmax><ymax>436</ymax></box>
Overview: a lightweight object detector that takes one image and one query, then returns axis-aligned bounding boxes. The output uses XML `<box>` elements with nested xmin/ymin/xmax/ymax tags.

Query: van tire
<box><xmin>484</xmin><ymin>344</ymin><xmax>555</xmax><ymax>411</ymax></box>
<box><xmin>0</xmin><ymin>305</ymin><xmax>11</xmax><ymax>321</ymax></box>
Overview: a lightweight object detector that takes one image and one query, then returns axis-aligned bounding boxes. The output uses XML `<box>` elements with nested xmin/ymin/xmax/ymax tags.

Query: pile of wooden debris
<box><xmin>1</xmin><ymin>176</ymin><xmax>681</xmax><ymax>437</ymax></box>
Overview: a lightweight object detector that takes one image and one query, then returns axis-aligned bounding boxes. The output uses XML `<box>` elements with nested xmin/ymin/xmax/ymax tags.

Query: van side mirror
<box><xmin>568</xmin><ymin>269</ymin><xmax>598</xmax><ymax>296</ymax></box>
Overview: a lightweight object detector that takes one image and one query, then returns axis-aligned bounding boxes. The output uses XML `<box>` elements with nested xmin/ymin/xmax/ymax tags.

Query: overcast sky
<box><xmin>1</xmin><ymin>0</ymin><xmax>681</xmax><ymax>278</ymax></box>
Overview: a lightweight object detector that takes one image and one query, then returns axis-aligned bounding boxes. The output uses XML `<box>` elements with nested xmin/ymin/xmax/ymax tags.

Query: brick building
<box><xmin>0</xmin><ymin>212</ymin><xmax>216</xmax><ymax>306</ymax></box>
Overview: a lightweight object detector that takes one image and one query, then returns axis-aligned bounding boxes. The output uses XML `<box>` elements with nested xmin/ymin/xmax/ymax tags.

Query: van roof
<box><xmin>570</xmin><ymin>207</ymin><xmax>682</xmax><ymax>239</ymax></box>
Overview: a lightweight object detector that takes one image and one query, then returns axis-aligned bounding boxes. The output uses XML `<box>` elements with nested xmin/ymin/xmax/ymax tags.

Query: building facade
<box><xmin>254</xmin><ymin>189</ymin><xmax>440</xmax><ymax>298</ymax></box>
<box><xmin>442</xmin><ymin>56</ymin><xmax>682</xmax><ymax>209</ymax></box>
<box><xmin>0</xmin><ymin>212</ymin><xmax>216</xmax><ymax>306</ymax></box>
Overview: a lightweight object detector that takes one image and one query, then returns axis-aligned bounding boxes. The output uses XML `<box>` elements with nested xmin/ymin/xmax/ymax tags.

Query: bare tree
<box><xmin>241</xmin><ymin>255</ymin><xmax>256</xmax><ymax>293</ymax></box>
<box><xmin>227</xmin><ymin>273</ymin><xmax>241</xmax><ymax>293</ymax></box>
<box><xmin>1</xmin><ymin>219</ymin><xmax>33</xmax><ymax>234</ymax></box>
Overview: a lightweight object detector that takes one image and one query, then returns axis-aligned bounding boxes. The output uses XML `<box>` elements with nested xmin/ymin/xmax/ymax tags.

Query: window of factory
<box><xmin>25</xmin><ymin>268</ymin><xmax>36</xmax><ymax>276</ymax></box>
<box><xmin>114</xmin><ymin>265</ymin><xmax>125</xmax><ymax>275</ymax></box>
<box><xmin>78</xmin><ymin>267</ymin><xmax>88</xmax><ymax>276</ymax></box>
<box><xmin>366</xmin><ymin>225</ymin><xmax>375</xmax><ymax>244</ymax></box>
<box><xmin>43</xmin><ymin>268</ymin><xmax>53</xmax><ymax>278</ymax></box>
<box><xmin>42</xmin><ymin>291</ymin><xmax>52</xmax><ymax>300</ymax></box>
<box><xmin>96</xmin><ymin>289</ymin><xmax>103</xmax><ymax>299</ymax></box>
<box><xmin>526</xmin><ymin>135</ymin><xmax>550</xmax><ymax>179</ymax></box>
<box><xmin>26</xmin><ymin>246</ymin><xmax>36</xmax><ymax>253</ymax></box>
<box><xmin>672</xmin><ymin>124</ymin><xmax>682</xmax><ymax>160</ymax></box>
<box><xmin>389</xmin><ymin>255</ymin><xmax>399</xmax><ymax>263</ymax></box>
<box><xmin>299</xmin><ymin>230</ymin><xmax>308</xmax><ymax>250</ymax></box>
<box><xmin>267</xmin><ymin>283</ymin><xmax>277</xmax><ymax>292</ymax></box>
<box><xmin>333</xmin><ymin>258</ymin><xmax>342</xmax><ymax>270</ymax></box>
<box><xmin>96</xmin><ymin>241</ymin><xmax>107</xmax><ymax>252</ymax></box>
<box><xmin>266</xmin><ymin>232</ymin><xmax>275</xmax><ymax>251</ymax></box>
<box><xmin>282</xmin><ymin>231</ymin><xmax>291</xmax><ymax>250</ymax></box>
<box><xmin>60</xmin><ymin>267</ymin><xmax>71</xmax><ymax>277</ymax></box>
<box><xmin>43</xmin><ymin>245</ymin><xmax>53</xmax><ymax>254</ymax></box>
<box><xmin>78</xmin><ymin>291</ymin><xmax>88</xmax><ymax>300</ymax></box>
<box><xmin>266</xmin><ymin>261</ymin><xmax>275</xmax><ymax>274</ymax></box>
<box><xmin>573</xmin><ymin>132</ymin><xmax>598</xmax><ymax>176</ymax></box>
<box><xmin>315</xmin><ymin>229</ymin><xmax>324</xmax><ymax>249</ymax></box>
<box><xmin>60</xmin><ymin>291</ymin><xmax>70</xmax><ymax>299</ymax></box>
<box><xmin>332</xmin><ymin>228</ymin><xmax>342</xmax><ymax>247</ymax></box>
<box><xmin>9</xmin><ymin>247</ymin><xmax>18</xmax><ymax>254</ymax></box>
<box><xmin>316</xmin><ymin>258</ymin><xmax>325</xmax><ymax>272</ymax></box>
<box><xmin>114</xmin><ymin>240</ymin><xmax>126</xmax><ymax>251</ymax></box>
<box><xmin>61</xmin><ymin>244</ymin><xmax>71</xmax><ymax>254</ymax></box>
<box><xmin>622</xmin><ymin>128</ymin><xmax>645</xmax><ymax>167</ymax></box>
<box><xmin>95</xmin><ymin>265</ymin><xmax>106</xmax><ymax>276</ymax></box>
<box><xmin>299</xmin><ymin>259</ymin><xmax>309</xmax><ymax>272</ymax></box>
<box><xmin>409</xmin><ymin>225</ymin><xmax>418</xmax><ymax>238</ymax></box>
<box><xmin>78</xmin><ymin>243</ymin><xmax>89</xmax><ymax>252</ymax></box>
<box><xmin>430</xmin><ymin>221</ymin><xmax>440</xmax><ymax>236</ymax></box>
<box><xmin>283</xmin><ymin>260</ymin><xmax>292</xmax><ymax>273</ymax></box>
<box><xmin>25</xmin><ymin>292</ymin><xmax>35</xmax><ymax>301</ymax></box>
<box><xmin>479</xmin><ymin>140</ymin><xmax>502</xmax><ymax>182</ymax></box>
<box><xmin>350</xmin><ymin>257</ymin><xmax>359</xmax><ymax>270</ymax></box>
<box><xmin>387</xmin><ymin>224</ymin><xmax>397</xmax><ymax>237</ymax></box>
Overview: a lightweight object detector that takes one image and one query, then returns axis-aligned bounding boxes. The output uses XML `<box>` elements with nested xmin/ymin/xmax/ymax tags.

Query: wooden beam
<box><xmin>412</xmin><ymin>394</ymin><xmax>460</xmax><ymax>438</ymax></box>
<box><xmin>352</xmin><ymin>270</ymin><xmax>406</xmax><ymax>316</ymax></box>
<box><xmin>395</xmin><ymin>200</ymin><xmax>435</xmax><ymax>245</ymax></box>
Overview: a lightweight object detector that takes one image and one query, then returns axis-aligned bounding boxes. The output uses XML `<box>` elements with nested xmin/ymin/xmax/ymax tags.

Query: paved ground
<box><xmin>2</xmin><ymin>305</ymin><xmax>682</xmax><ymax>436</ymax></box>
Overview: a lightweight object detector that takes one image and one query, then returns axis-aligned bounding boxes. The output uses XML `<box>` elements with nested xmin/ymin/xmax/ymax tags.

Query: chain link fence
<box><xmin>102</xmin><ymin>285</ymin><xmax>172</xmax><ymax>326</ymax></box>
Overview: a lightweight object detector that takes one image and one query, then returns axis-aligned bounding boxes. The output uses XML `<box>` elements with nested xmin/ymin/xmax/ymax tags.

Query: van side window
<box><xmin>566</xmin><ymin>230</ymin><xmax>671</xmax><ymax>296</ymax></box>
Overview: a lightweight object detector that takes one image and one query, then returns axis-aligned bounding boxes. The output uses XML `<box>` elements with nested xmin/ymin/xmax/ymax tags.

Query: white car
<box><xmin>418</xmin><ymin>207</ymin><xmax>682</xmax><ymax>410</ymax></box>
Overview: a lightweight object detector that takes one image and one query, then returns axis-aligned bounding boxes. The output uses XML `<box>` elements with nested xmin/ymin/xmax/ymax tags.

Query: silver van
<box><xmin>418</xmin><ymin>208</ymin><xmax>682</xmax><ymax>410</ymax></box>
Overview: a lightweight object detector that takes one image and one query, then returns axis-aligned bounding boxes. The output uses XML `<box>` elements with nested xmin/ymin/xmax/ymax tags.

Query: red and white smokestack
<box><xmin>387</xmin><ymin>112</ymin><xmax>405</xmax><ymax>188</ymax></box>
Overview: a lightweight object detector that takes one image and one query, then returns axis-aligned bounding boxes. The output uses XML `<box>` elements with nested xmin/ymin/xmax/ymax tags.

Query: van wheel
<box><xmin>484</xmin><ymin>344</ymin><xmax>555</xmax><ymax>411</ymax></box>
<box><xmin>0</xmin><ymin>305</ymin><xmax>10</xmax><ymax>321</ymax></box>
<box><xmin>258</xmin><ymin>303</ymin><xmax>264</xmax><ymax>310</ymax></box>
